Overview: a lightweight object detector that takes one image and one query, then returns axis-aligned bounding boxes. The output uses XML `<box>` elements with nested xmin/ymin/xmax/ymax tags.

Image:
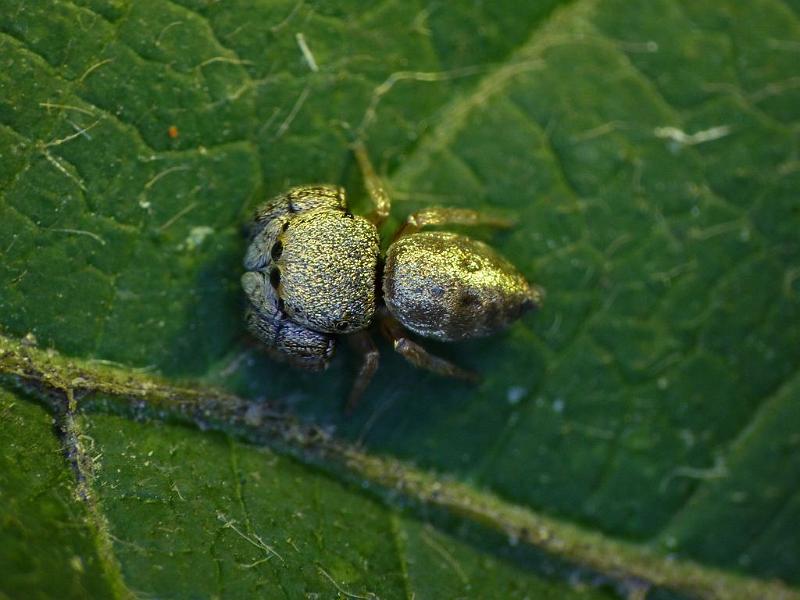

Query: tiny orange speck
<box><xmin>167</xmin><ymin>125</ymin><xmax>179</xmax><ymax>139</ymax></box>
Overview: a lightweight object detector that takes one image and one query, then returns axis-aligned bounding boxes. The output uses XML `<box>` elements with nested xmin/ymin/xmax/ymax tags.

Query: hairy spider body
<box><xmin>242</xmin><ymin>145</ymin><xmax>542</xmax><ymax>410</ymax></box>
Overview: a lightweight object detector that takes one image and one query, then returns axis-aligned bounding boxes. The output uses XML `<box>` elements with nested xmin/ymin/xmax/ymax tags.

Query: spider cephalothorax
<box><xmin>242</xmin><ymin>144</ymin><xmax>542</xmax><ymax>410</ymax></box>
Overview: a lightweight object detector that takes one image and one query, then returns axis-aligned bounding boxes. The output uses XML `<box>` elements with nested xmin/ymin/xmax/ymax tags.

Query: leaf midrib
<box><xmin>1</xmin><ymin>332</ymin><xmax>797</xmax><ymax>600</ymax></box>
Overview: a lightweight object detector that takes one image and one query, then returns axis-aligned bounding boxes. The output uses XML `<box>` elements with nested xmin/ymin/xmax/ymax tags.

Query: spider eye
<box><xmin>271</xmin><ymin>240</ymin><xmax>283</xmax><ymax>260</ymax></box>
<box><xmin>269</xmin><ymin>267</ymin><xmax>281</xmax><ymax>289</ymax></box>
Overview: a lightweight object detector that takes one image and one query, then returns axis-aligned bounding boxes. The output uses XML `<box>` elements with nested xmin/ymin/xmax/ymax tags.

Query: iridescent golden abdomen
<box><xmin>383</xmin><ymin>232</ymin><xmax>541</xmax><ymax>341</ymax></box>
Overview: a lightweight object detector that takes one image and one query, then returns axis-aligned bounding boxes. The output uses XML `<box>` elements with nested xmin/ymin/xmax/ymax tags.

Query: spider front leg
<box><xmin>353</xmin><ymin>141</ymin><xmax>391</xmax><ymax>227</ymax></box>
<box><xmin>380</xmin><ymin>316</ymin><xmax>480</xmax><ymax>383</ymax></box>
<box><xmin>345</xmin><ymin>331</ymin><xmax>380</xmax><ymax>414</ymax></box>
<box><xmin>392</xmin><ymin>207</ymin><xmax>515</xmax><ymax>241</ymax></box>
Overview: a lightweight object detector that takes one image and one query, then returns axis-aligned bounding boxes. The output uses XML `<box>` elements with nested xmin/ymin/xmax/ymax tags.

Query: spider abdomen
<box><xmin>383</xmin><ymin>232</ymin><xmax>540</xmax><ymax>341</ymax></box>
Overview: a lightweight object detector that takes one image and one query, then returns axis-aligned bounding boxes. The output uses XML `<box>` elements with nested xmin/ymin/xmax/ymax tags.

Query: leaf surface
<box><xmin>1</xmin><ymin>0</ymin><xmax>799</xmax><ymax>597</ymax></box>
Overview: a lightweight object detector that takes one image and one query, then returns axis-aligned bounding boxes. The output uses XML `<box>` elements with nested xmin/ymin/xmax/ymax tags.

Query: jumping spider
<box><xmin>242</xmin><ymin>144</ymin><xmax>542</xmax><ymax>411</ymax></box>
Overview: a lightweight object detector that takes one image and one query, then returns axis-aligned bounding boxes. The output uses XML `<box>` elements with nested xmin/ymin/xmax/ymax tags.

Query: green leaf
<box><xmin>0</xmin><ymin>386</ymin><xmax>613</xmax><ymax>600</ymax></box>
<box><xmin>0</xmin><ymin>389</ymin><xmax>120</xmax><ymax>598</ymax></box>
<box><xmin>1</xmin><ymin>0</ymin><xmax>799</xmax><ymax>598</ymax></box>
<box><xmin>2</xmin><ymin>335</ymin><xmax>793</xmax><ymax>600</ymax></box>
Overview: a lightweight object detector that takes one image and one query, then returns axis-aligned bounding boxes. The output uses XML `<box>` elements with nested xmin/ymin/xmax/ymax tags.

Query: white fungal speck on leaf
<box><xmin>184</xmin><ymin>226</ymin><xmax>214</xmax><ymax>251</ymax></box>
<box><xmin>506</xmin><ymin>386</ymin><xmax>527</xmax><ymax>405</ymax></box>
